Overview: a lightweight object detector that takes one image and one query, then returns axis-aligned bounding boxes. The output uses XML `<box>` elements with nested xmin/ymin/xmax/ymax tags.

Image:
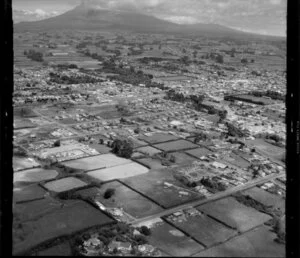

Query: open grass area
<box><xmin>197</xmin><ymin>197</ymin><xmax>272</xmax><ymax>232</ymax></box>
<box><xmin>13</xmin><ymin>184</ymin><xmax>47</xmax><ymax>204</ymax></box>
<box><xmin>241</xmin><ymin>187</ymin><xmax>285</xmax><ymax>213</ymax></box>
<box><xmin>142</xmin><ymin>219</ymin><xmax>204</xmax><ymax>256</ymax></box>
<box><xmin>122</xmin><ymin>169</ymin><xmax>202</xmax><ymax>208</ymax></box>
<box><xmin>61</xmin><ymin>153</ymin><xmax>132</xmax><ymax>172</ymax></box>
<box><xmin>153</xmin><ymin>140</ymin><xmax>199</xmax><ymax>152</ymax></box>
<box><xmin>138</xmin><ymin>133</ymin><xmax>180</xmax><ymax>144</ymax></box>
<box><xmin>166</xmin><ymin>212</ymin><xmax>237</xmax><ymax>247</ymax></box>
<box><xmin>13</xmin><ymin>200</ymin><xmax>115</xmax><ymax>255</ymax></box>
<box><xmin>75</xmin><ymin>181</ymin><xmax>163</xmax><ymax>219</ymax></box>
<box><xmin>86</xmin><ymin>162</ymin><xmax>149</xmax><ymax>182</ymax></box>
<box><xmin>14</xmin><ymin>168</ymin><xmax>59</xmax><ymax>184</ymax></box>
<box><xmin>192</xmin><ymin>225</ymin><xmax>285</xmax><ymax>257</ymax></box>
<box><xmin>43</xmin><ymin>177</ymin><xmax>88</xmax><ymax>193</ymax></box>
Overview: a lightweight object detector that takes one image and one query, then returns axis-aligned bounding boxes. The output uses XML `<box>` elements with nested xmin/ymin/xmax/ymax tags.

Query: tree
<box><xmin>181</xmin><ymin>55</ymin><xmax>189</xmax><ymax>64</ymax></box>
<box><xmin>219</xmin><ymin>110</ymin><xmax>228</xmax><ymax>122</ymax></box>
<box><xmin>193</xmin><ymin>50</ymin><xmax>198</xmax><ymax>58</ymax></box>
<box><xmin>104</xmin><ymin>188</ymin><xmax>115</xmax><ymax>199</ymax></box>
<box><xmin>241</xmin><ymin>58</ymin><xmax>248</xmax><ymax>64</ymax></box>
<box><xmin>111</xmin><ymin>139</ymin><xmax>133</xmax><ymax>158</ymax></box>
<box><xmin>134</xmin><ymin>235</ymin><xmax>148</xmax><ymax>245</ymax></box>
<box><xmin>215</xmin><ymin>54</ymin><xmax>224</xmax><ymax>64</ymax></box>
<box><xmin>53</xmin><ymin>140</ymin><xmax>61</xmax><ymax>147</ymax></box>
<box><xmin>140</xmin><ymin>226</ymin><xmax>151</xmax><ymax>236</ymax></box>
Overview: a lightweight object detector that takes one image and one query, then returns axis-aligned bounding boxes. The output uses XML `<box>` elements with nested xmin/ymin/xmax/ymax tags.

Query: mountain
<box><xmin>13</xmin><ymin>2</ymin><xmax>269</xmax><ymax>38</ymax></box>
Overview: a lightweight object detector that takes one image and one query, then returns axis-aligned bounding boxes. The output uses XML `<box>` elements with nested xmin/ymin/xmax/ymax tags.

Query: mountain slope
<box><xmin>13</xmin><ymin>3</ymin><xmax>256</xmax><ymax>38</ymax></box>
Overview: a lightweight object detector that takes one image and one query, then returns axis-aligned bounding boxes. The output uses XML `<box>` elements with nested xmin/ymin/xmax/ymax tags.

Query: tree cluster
<box><xmin>200</xmin><ymin>177</ymin><xmax>227</xmax><ymax>192</ymax></box>
<box><xmin>225</xmin><ymin>122</ymin><xmax>246</xmax><ymax>137</ymax></box>
<box><xmin>250</xmin><ymin>90</ymin><xmax>285</xmax><ymax>101</ymax></box>
<box><xmin>111</xmin><ymin>139</ymin><xmax>134</xmax><ymax>158</ymax></box>
<box><xmin>49</xmin><ymin>72</ymin><xmax>103</xmax><ymax>85</ymax></box>
<box><xmin>24</xmin><ymin>49</ymin><xmax>44</xmax><ymax>62</ymax></box>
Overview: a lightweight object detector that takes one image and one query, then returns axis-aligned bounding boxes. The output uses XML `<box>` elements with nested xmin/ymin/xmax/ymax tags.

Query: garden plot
<box><xmin>197</xmin><ymin>197</ymin><xmax>272</xmax><ymax>232</ymax></box>
<box><xmin>13</xmin><ymin>200</ymin><xmax>114</xmax><ymax>255</ymax></box>
<box><xmin>14</xmin><ymin>168</ymin><xmax>58</xmax><ymax>183</ymax></box>
<box><xmin>221</xmin><ymin>152</ymin><xmax>251</xmax><ymax>169</ymax></box>
<box><xmin>122</xmin><ymin>169</ymin><xmax>201</xmax><ymax>208</ymax></box>
<box><xmin>75</xmin><ymin>181</ymin><xmax>163</xmax><ymax>219</ymax></box>
<box><xmin>14</xmin><ymin>107</ymin><xmax>38</xmax><ymax>118</ymax></box>
<box><xmin>13</xmin><ymin>156</ymin><xmax>40</xmax><ymax>172</ymax></box>
<box><xmin>138</xmin><ymin>132</ymin><xmax>180</xmax><ymax>144</ymax></box>
<box><xmin>14</xmin><ymin>118</ymin><xmax>37</xmax><ymax>129</ymax></box>
<box><xmin>32</xmin><ymin>140</ymin><xmax>99</xmax><ymax>162</ymax></box>
<box><xmin>86</xmin><ymin>162</ymin><xmax>149</xmax><ymax>182</ymax></box>
<box><xmin>129</xmin><ymin>137</ymin><xmax>148</xmax><ymax>148</ymax></box>
<box><xmin>43</xmin><ymin>177</ymin><xmax>88</xmax><ymax>193</ymax></box>
<box><xmin>245</xmin><ymin>139</ymin><xmax>285</xmax><ymax>162</ymax></box>
<box><xmin>135</xmin><ymin>146</ymin><xmax>162</xmax><ymax>156</ymax></box>
<box><xmin>28</xmin><ymin>117</ymin><xmax>53</xmax><ymax>126</ymax></box>
<box><xmin>242</xmin><ymin>187</ymin><xmax>285</xmax><ymax>212</ymax></box>
<box><xmin>153</xmin><ymin>140</ymin><xmax>199</xmax><ymax>152</ymax></box>
<box><xmin>135</xmin><ymin>158</ymin><xmax>166</xmax><ymax>169</ymax></box>
<box><xmin>137</xmin><ymin>218</ymin><xmax>204</xmax><ymax>257</ymax></box>
<box><xmin>192</xmin><ymin>225</ymin><xmax>285</xmax><ymax>257</ymax></box>
<box><xmin>185</xmin><ymin>148</ymin><xmax>213</xmax><ymax>159</ymax></box>
<box><xmin>170</xmin><ymin>152</ymin><xmax>199</xmax><ymax>165</ymax></box>
<box><xmin>166</xmin><ymin>209</ymin><xmax>237</xmax><ymax>247</ymax></box>
<box><xmin>13</xmin><ymin>184</ymin><xmax>47</xmax><ymax>203</ymax></box>
<box><xmin>61</xmin><ymin>153</ymin><xmax>132</xmax><ymax>171</ymax></box>
<box><xmin>15</xmin><ymin>126</ymin><xmax>65</xmax><ymax>144</ymax></box>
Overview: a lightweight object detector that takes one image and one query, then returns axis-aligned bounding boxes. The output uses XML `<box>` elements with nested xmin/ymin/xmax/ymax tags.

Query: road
<box><xmin>130</xmin><ymin>171</ymin><xmax>285</xmax><ymax>226</ymax></box>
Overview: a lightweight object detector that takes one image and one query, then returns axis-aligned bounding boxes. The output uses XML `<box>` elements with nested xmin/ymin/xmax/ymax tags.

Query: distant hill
<box><xmin>14</xmin><ymin>2</ymin><xmax>283</xmax><ymax>40</ymax></box>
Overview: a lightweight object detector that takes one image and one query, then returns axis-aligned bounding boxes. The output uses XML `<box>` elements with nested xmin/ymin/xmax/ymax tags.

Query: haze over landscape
<box><xmin>12</xmin><ymin>0</ymin><xmax>286</xmax><ymax>257</ymax></box>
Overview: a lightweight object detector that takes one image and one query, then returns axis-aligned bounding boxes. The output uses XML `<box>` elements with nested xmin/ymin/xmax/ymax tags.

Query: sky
<box><xmin>12</xmin><ymin>0</ymin><xmax>287</xmax><ymax>36</ymax></box>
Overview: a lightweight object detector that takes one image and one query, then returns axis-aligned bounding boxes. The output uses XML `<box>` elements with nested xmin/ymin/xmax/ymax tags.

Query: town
<box><xmin>13</xmin><ymin>8</ymin><xmax>286</xmax><ymax>257</ymax></box>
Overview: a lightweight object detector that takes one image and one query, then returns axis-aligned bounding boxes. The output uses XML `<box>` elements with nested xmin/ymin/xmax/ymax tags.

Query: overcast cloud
<box><xmin>13</xmin><ymin>0</ymin><xmax>286</xmax><ymax>36</ymax></box>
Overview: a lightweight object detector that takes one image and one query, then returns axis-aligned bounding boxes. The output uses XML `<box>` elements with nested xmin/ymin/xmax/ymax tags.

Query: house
<box><xmin>211</xmin><ymin>161</ymin><xmax>227</xmax><ymax>170</ymax></box>
<box><xmin>108</xmin><ymin>241</ymin><xmax>132</xmax><ymax>252</ymax></box>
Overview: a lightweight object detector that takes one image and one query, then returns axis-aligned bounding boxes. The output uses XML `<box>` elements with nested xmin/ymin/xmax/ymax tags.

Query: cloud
<box><xmin>163</xmin><ymin>16</ymin><xmax>199</xmax><ymax>24</ymax></box>
<box><xmin>13</xmin><ymin>8</ymin><xmax>62</xmax><ymax>23</ymax></box>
